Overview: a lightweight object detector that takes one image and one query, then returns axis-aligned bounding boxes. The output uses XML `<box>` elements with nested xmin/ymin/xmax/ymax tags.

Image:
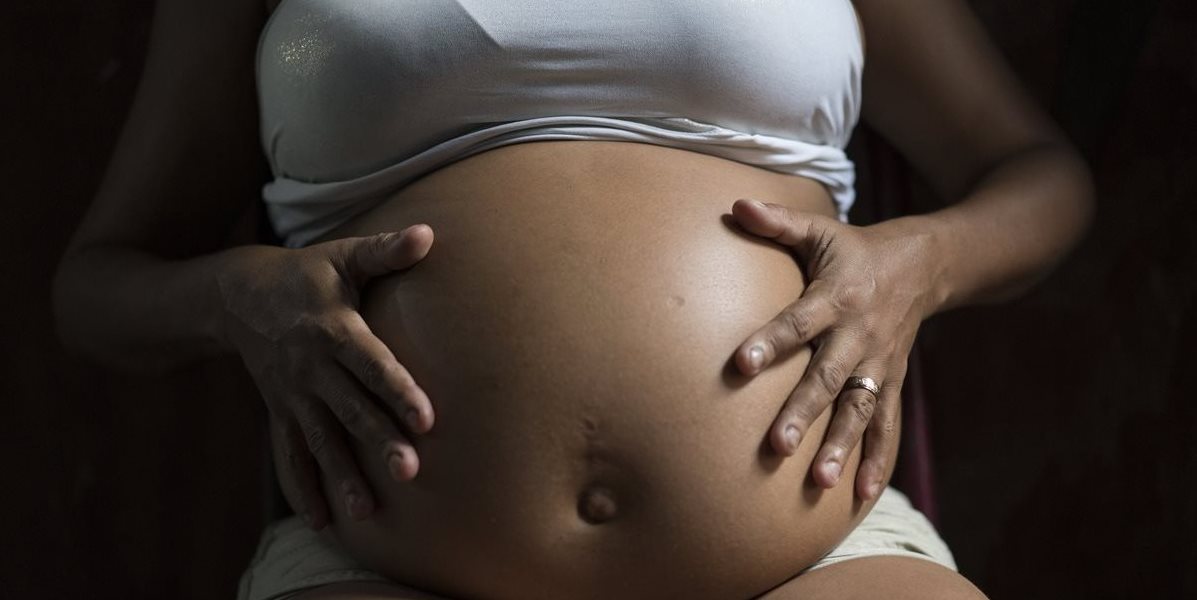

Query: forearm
<box><xmin>884</xmin><ymin>141</ymin><xmax>1096</xmax><ymax>316</ymax></box>
<box><xmin>52</xmin><ymin>243</ymin><xmax>267</xmax><ymax>371</ymax></box>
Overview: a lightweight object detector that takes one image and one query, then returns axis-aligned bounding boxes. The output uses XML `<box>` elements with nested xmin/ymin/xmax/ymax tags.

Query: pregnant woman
<box><xmin>53</xmin><ymin>0</ymin><xmax>1094</xmax><ymax>598</ymax></box>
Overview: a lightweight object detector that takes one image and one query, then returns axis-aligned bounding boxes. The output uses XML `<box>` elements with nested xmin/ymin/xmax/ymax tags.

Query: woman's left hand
<box><xmin>729</xmin><ymin>198</ymin><xmax>942</xmax><ymax>501</ymax></box>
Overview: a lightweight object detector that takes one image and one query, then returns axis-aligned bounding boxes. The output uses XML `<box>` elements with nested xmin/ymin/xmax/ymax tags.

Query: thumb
<box><xmin>337</xmin><ymin>225</ymin><xmax>434</xmax><ymax>286</ymax></box>
<box><xmin>730</xmin><ymin>199</ymin><xmax>839</xmax><ymax>257</ymax></box>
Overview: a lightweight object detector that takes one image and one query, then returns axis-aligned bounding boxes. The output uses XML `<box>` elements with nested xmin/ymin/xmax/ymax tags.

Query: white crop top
<box><xmin>257</xmin><ymin>0</ymin><xmax>865</xmax><ymax>248</ymax></box>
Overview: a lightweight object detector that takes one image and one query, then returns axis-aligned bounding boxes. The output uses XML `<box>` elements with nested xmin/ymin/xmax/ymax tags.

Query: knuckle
<box><xmin>848</xmin><ymin>394</ymin><xmax>876</xmax><ymax>424</ymax></box>
<box><xmin>367</xmin><ymin>233</ymin><xmax>393</xmax><ymax>258</ymax></box>
<box><xmin>330</xmin><ymin>392</ymin><xmax>364</xmax><ymax>428</ymax></box>
<box><xmin>816</xmin><ymin>361</ymin><xmax>847</xmax><ymax>396</ymax></box>
<box><xmin>358</xmin><ymin>356</ymin><xmax>390</xmax><ymax>391</ymax></box>
<box><xmin>779</xmin><ymin>309</ymin><xmax>815</xmax><ymax>342</ymax></box>
<box><xmin>327</xmin><ymin>390</ymin><xmax>368</xmax><ymax>433</ymax></box>
<box><xmin>304</xmin><ymin>425</ymin><xmax>329</xmax><ymax>456</ymax></box>
<box><xmin>841</xmin><ymin>282</ymin><xmax>873</xmax><ymax>305</ymax></box>
<box><xmin>880</xmin><ymin>416</ymin><xmax>898</xmax><ymax>436</ymax></box>
<box><xmin>786</xmin><ymin>396</ymin><xmax>820</xmax><ymax>425</ymax></box>
<box><xmin>280</xmin><ymin>439</ymin><xmax>303</xmax><ymax>472</ymax></box>
<box><xmin>827</xmin><ymin>285</ymin><xmax>852</xmax><ymax>311</ymax></box>
<box><xmin>294</xmin><ymin>314</ymin><xmax>329</xmax><ymax>341</ymax></box>
<box><xmin>861</xmin><ymin>326</ymin><xmax>884</xmax><ymax>347</ymax></box>
<box><xmin>322</xmin><ymin>321</ymin><xmax>353</xmax><ymax>351</ymax></box>
<box><xmin>831</xmin><ymin>282</ymin><xmax>872</xmax><ymax>314</ymax></box>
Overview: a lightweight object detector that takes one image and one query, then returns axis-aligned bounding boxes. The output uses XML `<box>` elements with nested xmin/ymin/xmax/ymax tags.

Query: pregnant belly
<box><xmin>312</xmin><ymin>141</ymin><xmax>896</xmax><ymax>599</ymax></box>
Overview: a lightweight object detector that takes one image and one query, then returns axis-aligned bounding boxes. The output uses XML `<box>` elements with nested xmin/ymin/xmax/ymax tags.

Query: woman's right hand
<box><xmin>217</xmin><ymin>225</ymin><xmax>435</xmax><ymax>530</ymax></box>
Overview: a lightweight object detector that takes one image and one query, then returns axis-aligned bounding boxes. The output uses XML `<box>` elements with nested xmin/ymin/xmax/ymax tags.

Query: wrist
<box><xmin>868</xmin><ymin>214</ymin><xmax>953</xmax><ymax>319</ymax></box>
<box><xmin>206</xmin><ymin>244</ymin><xmax>278</xmax><ymax>354</ymax></box>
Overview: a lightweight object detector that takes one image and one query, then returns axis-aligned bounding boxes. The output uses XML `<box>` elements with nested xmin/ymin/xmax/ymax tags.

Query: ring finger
<box><xmin>812</xmin><ymin>365</ymin><xmax>886</xmax><ymax>489</ymax></box>
<box><xmin>314</xmin><ymin>364</ymin><xmax>420</xmax><ymax>482</ymax></box>
<box><xmin>270</xmin><ymin>415</ymin><xmax>330</xmax><ymax>530</ymax></box>
<box><xmin>770</xmin><ymin>333</ymin><xmax>867</xmax><ymax>456</ymax></box>
<box><xmin>293</xmin><ymin>400</ymin><xmax>376</xmax><ymax>522</ymax></box>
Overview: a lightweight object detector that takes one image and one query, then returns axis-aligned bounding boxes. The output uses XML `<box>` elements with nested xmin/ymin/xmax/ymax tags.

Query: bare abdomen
<box><xmin>313</xmin><ymin>141</ymin><xmax>894</xmax><ymax>599</ymax></box>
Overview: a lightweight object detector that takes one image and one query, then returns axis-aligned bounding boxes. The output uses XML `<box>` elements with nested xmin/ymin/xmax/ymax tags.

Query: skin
<box><xmin>290</xmin><ymin>557</ymin><xmax>987</xmax><ymax>600</ymax></box>
<box><xmin>293</xmin><ymin>140</ymin><xmax>886</xmax><ymax>599</ymax></box>
<box><xmin>51</xmin><ymin>0</ymin><xmax>1093</xmax><ymax>596</ymax></box>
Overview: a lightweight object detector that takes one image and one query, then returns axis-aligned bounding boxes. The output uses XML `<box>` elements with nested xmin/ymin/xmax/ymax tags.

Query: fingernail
<box><xmin>825</xmin><ymin>459</ymin><xmax>843</xmax><ymax>483</ymax></box>
<box><xmin>784</xmin><ymin>425</ymin><xmax>800</xmax><ymax>453</ymax></box>
<box><xmin>388</xmin><ymin>450</ymin><xmax>406</xmax><ymax>481</ymax></box>
<box><xmin>748</xmin><ymin>199</ymin><xmax>766</xmax><ymax>209</ymax></box>
<box><xmin>748</xmin><ymin>345</ymin><xmax>765</xmax><ymax>372</ymax></box>
<box><xmin>405</xmin><ymin>408</ymin><xmax>421</xmax><ymax>431</ymax></box>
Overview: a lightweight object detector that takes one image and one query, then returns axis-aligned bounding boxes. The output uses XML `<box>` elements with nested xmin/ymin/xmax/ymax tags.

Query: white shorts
<box><xmin>238</xmin><ymin>486</ymin><xmax>957</xmax><ymax>600</ymax></box>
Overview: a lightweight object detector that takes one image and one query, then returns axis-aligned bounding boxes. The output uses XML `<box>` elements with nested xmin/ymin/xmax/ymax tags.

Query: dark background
<box><xmin>4</xmin><ymin>0</ymin><xmax>1194</xmax><ymax>598</ymax></box>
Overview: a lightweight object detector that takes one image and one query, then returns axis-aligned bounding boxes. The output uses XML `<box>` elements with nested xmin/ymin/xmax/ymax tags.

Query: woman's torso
<box><xmin>312</xmin><ymin>140</ymin><xmax>896</xmax><ymax>600</ymax></box>
<box><xmin>260</xmin><ymin>0</ymin><xmax>884</xmax><ymax>596</ymax></box>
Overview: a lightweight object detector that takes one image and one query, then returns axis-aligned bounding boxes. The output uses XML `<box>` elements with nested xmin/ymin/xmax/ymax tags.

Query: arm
<box><xmin>731</xmin><ymin>0</ymin><xmax>1095</xmax><ymax>498</ymax></box>
<box><xmin>52</xmin><ymin>0</ymin><xmax>436</xmax><ymax>529</ymax></box>
<box><xmin>854</xmin><ymin>0</ymin><xmax>1094</xmax><ymax>313</ymax></box>
<box><xmin>52</xmin><ymin>0</ymin><xmax>268</xmax><ymax>370</ymax></box>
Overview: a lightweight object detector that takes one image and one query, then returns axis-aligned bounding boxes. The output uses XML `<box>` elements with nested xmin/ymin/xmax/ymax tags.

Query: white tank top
<box><xmin>257</xmin><ymin>0</ymin><xmax>865</xmax><ymax>247</ymax></box>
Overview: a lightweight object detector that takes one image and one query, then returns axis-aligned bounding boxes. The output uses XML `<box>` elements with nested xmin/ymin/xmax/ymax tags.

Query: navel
<box><xmin>577</xmin><ymin>486</ymin><xmax>619</xmax><ymax>525</ymax></box>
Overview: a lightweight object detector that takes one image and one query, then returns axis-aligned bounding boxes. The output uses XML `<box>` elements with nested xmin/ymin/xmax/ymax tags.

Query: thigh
<box><xmin>757</xmin><ymin>556</ymin><xmax>988</xmax><ymax>600</ymax></box>
<box><xmin>291</xmin><ymin>557</ymin><xmax>986</xmax><ymax>600</ymax></box>
<box><xmin>293</xmin><ymin>582</ymin><xmax>453</xmax><ymax>600</ymax></box>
